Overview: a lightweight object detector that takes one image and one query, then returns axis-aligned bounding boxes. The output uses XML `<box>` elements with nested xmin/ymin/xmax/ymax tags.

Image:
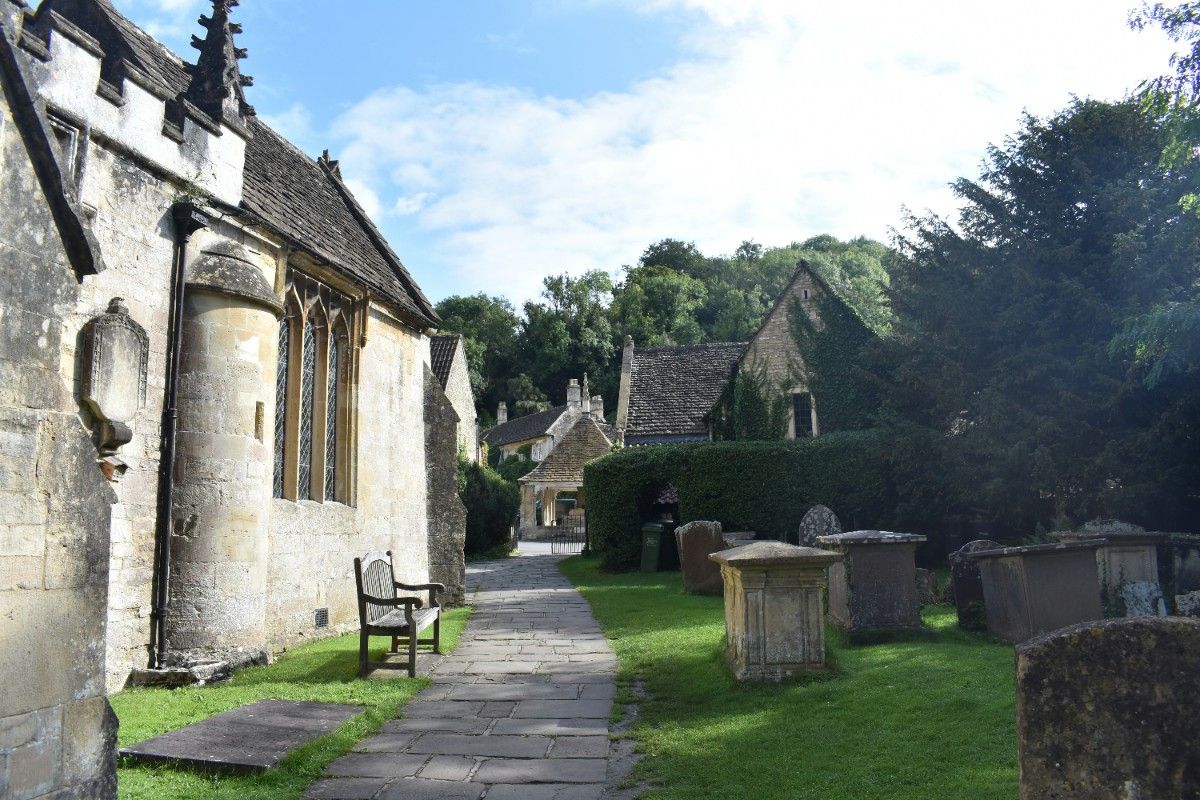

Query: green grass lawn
<box><xmin>559</xmin><ymin>558</ymin><xmax>1016</xmax><ymax>800</ymax></box>
<box><xmin>111</xmin><ymin>607</ymin><xmax>471</xmax><ymax>800</ymax></box>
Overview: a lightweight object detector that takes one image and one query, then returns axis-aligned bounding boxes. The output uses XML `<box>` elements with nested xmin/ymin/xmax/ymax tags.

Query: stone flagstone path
<box><xmin>305</xmin><ymin>552</ymin><xmax>621</xmax><ymax>800</ymax></box>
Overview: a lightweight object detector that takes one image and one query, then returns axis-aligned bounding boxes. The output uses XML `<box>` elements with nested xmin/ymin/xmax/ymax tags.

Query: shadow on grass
<box><xmin>559</xmin><ymin>557</ymin><xmax>1016</xmax><ymax>800</ymax></box>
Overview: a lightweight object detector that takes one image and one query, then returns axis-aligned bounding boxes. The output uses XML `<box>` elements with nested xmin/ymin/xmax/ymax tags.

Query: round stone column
<box><xmin>166</xmin><ymin>242</ymin><xmax>284</xmax><ymax>659</ymax></box>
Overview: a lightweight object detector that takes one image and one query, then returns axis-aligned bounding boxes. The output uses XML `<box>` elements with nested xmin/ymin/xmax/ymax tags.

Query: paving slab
<box><xmin>311</xmin><ymin>553</ymin><xmax>620</xmax><ymax>797</ymax></box>
<box><xmin>122</xmin><ymin>700</ymin><xmax>363</xmax><ymax>773</ymax></box>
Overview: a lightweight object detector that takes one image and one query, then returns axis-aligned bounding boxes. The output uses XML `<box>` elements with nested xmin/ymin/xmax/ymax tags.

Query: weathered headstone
<box><xmin>915</xmin><ymin>568</ymin><xmax>937</xmax><ymax>605</ymax></box>
<box><xmin>949</xmin><ymin>539</ymin><xmax>1002</xmax><ymax>631</ymax></box>
<box><xmin>817</xmin><ymin>531</ymin><xmax>927</xmax><ymax>634</ymax></box>
<box><xmin>799</xmin><ymin>505</ymin><xmax>841</xmax><ymax>547</ymax></box>
<box><xmin>1176</xmin><ymin>590</ymin><xmax>1200</xmax><ymax>618</ymax></box>
<box><xmin>1055</xmin><ymin>524</ymin><xmax>1166</xmax><ymax>618</ymax></box>
<box><xmin>721</xmin><ymin>530</ymin><xmax>756</xmax><ymax>548</ymax></box>
<box><xmin>710</xmin><ymin>542</ymin><xmax>841</xmax><ymax>681</ymax></box>
<box><xmin>971</xmin><ymin>542</ymin><xmax>1104</xmax><ymax>644</ymax></box>
<box><xmin>675</xmin><ymin>521</ymin><xmax>727</xmax><ymax>595</ymax></box>
<box><xmin>1016</xmin><ymin>617</ymin><xmax>1200</xmax><ymax>800</ymax></box>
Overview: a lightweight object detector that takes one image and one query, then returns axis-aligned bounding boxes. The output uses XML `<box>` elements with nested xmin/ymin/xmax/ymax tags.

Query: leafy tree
<box><xmin>875</xmin><ymin>99</ymin><xmax>1200</xmax><ymax>534</ymax></box>
<box><xmin>435</xmin><ymin>294</ymin><xmax>520</xmax><ymax>419</ymax></box>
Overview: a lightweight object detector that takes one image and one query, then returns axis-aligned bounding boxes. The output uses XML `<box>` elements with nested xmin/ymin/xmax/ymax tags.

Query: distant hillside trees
<box><xmin>436</xmin><ymin>235</ymin><xmax>894</xmax><ymax>426</ymax></box>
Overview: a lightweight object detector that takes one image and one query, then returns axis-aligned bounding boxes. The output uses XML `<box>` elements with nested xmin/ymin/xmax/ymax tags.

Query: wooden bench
<box><xmin>353</xmin><ymin>550</ymin><xmax>444</xmax><ymax>678</ymax></box>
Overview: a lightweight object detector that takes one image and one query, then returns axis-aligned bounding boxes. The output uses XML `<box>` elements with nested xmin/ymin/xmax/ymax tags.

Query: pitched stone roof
<box><xmin>429</xmin><ymin>334</ymin><xmax>461</xmax><ymax>389</ymax></box>
<box><xmin>481</xmin><ymin>405</ymin><xmax>568</xmax><ymax>448</ymax></box>
<box><xmin>41</xmin><ymin>0</ymin><xmax>438</xmax><ymax>326</ymax></box>
<box><xmin>519</xmin><ymin>417</ymin><xmax>613</xmax><ymax>485</ymax></box>
<box><xmin>240</xmin><ymin>119</ymin><xmax>438</xmax><ymax>326</ymax></box>
<box><xmin>626</xmin><ymin>342</ymin><xmax>746</xmax><ymax>440</ymax></box>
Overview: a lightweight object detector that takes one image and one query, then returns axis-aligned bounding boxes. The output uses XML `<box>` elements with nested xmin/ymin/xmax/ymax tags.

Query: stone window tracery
<box><xmin>272</xmin><ymin>269</ymin><xmax>359</xmax><ymax>504</ymax></box>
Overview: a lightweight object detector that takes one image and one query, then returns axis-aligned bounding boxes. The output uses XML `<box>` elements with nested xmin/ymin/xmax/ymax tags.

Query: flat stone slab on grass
<box><xmin>121</xmin><ymin>699</ymin><xmax>364</xmax><ymax>773</ymax></box>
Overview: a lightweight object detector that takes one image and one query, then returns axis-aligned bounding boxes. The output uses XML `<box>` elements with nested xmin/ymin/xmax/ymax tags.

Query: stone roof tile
<box><xmin>626</xmin><ymin>342</ymin><xmax>746</xmax><ymax>439</ymax></box>
<box><xmin>429</xmin><ymin>334</ymin><xmax>460</xmax><ymax>389</ymax></box>
<box><xmin>481</xmin><ymin>405</ymin><xmax>568</xmax><ymax>448</ymax></box>
<box><xmin>520</xmin><ymin>417</ymin><xmax>613</xmax><ymax>485</ymax></box>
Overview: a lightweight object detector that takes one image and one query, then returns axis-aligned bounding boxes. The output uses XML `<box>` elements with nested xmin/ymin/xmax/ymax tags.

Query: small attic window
<box><xmin>803</xmin><ymin>289</ymin><xmax>810</xmax><ymax>300</ymax></box>
<box><xmin>47</xmin><ymin>113</ymin><xmax>80</xmax><ymax>184</ymax></box>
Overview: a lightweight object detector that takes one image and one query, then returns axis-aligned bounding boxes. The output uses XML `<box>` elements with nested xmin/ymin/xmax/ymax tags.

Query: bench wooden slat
<box><xmin>354</xmin><ymin>550</ymin><xmax>443</xmax><ymax>678</ymax></box>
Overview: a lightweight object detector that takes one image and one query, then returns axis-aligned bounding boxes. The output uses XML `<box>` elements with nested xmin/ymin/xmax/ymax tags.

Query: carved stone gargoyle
<box><xmin>81</xmin><ymin>298</ymin><xmax>148</xmax><ymax>479</ymax></box>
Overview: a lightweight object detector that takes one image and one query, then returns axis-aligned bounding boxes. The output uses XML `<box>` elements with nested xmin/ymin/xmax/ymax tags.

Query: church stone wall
<box><xmin>0</xmin><ymin>59</ymin><xmax>116</xmax><ymax>799</ymax></box>
<box><xmin>263</xmin><ymin>308</ymin><xmax>431</xmax><ymax>650</ymax></box>
<box><xmin>167</xmin><ymin>287</ymin><xmax>279</xmax><ymax>656</ymax></box>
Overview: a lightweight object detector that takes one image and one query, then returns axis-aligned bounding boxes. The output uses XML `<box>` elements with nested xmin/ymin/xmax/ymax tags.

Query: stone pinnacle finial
<box><xmin>186</xmin><ymin>0</ymin><xmax>255</xmax><ymax>126</ymax></box>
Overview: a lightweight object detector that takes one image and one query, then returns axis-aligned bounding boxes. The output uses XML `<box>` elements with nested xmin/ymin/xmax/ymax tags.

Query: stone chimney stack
<box><xmin>497</xmin><ymin>401</ymin><xmax>508</xmax><ymax>425</ymax></box>
<box><xmin>581</xmin><ymin>374</ymin><xmax>591</xmax><ymax>415</ymax></box>
<box><xmin>567</xmin><ymin>379</ymin><xmax>582</xmax><ymax>410</ymax></box>
<box><xmin>591</xmin><ymin>395</ymin><xmax>605</xmax><ymax>421</ymax></box>
<box><xmin>615</xmin><ymin>335</ymin><xmax>634</xmax><ymax>431</ymax></box>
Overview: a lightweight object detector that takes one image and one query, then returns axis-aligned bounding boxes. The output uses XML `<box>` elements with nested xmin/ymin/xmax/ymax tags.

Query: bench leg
<box><xmin>407</xmin><ymin>632</ymin><xmax>418</xmax><ymax>678</ymax></box>
<box><xmin>390</xmin><ymin>635</ymin><xmax>399</xmax><ymax>654</ymax></box>
<box><xmin>358</xmin><ymin>629</ymin><xmax>369</xmax><ymax>678</ymax></box>
<box><xmin>434</xmin><ymin>617</ymin><xmax>442</xmax><ymax>655</ymax></box>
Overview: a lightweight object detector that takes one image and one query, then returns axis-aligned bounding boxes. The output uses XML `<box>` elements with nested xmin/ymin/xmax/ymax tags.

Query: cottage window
<box><xmin>272</xmin><ymin>270</ymin><xmax>357</xmax><ymax>504</ymax></box>
<box><xmin>792</xmin><ymin>391</ymin><xmax>814</xmax><ymax>438</ymax></box>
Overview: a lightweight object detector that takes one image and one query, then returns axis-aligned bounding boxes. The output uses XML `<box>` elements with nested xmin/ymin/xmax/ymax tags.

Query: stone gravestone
<box><xmin>1016</xmin><ymin>617</ymin><xmax>1200</xmax><ymax>800</ymax></box>
<box><xmin>675</xmin><ymin>521</ymin><xmax>727</xmax><ymax>595</ymax></box>
<box><xmin>915</xmin><ymin>568</ymin><xmax>937</xmax><ymax>605</ymax></box>
<box><xmin>799</xmin><ymin>505</ymin><xmax>841</xmax><ymax>547</ymax></box>
<box><xmin>1055</xmin><ymin>522</ymin><xmax>1166</xmax><ymax>618</ymax></box>
<box><xmin>818</xmin><ymin>531</ymin><xmax>927</xmax><ymax>634</ymax></box>
<box><xmin>973</xmin><ymin>541</ymin><xmax>1105</xmax><ymax>644</ymax></box>
<box><xmin>710</xmin><ymin>542</ymin><xmax>841</xmax><ymax>681</ymax></box>
<box><xmin>949</xmin><ymin>539</ymin><xmax>1001</xmax><ymax>631</ymax></box>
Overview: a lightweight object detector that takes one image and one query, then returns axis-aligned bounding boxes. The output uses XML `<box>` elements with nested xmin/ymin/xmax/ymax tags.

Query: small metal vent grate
<box><xmin>314</xmin><ymin>607</ymin><xmax>329</xmax><ymax>628</ymax></box>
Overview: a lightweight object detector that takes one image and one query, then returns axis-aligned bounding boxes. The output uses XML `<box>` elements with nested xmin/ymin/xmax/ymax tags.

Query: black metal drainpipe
<box><xmin>149</xmin><ymin>201</ymin><xmax>208</xmax><ymax>669</ymax></box>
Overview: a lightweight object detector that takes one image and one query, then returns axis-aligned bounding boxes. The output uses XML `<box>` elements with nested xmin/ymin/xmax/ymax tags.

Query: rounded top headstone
<box><xmin>799</xmin><ymin>505</ymin><xmax>841</xmax><ymax>547</ymax></box>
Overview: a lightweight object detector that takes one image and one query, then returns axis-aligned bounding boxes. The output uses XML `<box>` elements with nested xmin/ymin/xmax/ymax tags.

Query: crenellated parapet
<box><xmin>10</xmin><ymin>0</ymin><xmax>248</xmax><ymax>206</ymax></box>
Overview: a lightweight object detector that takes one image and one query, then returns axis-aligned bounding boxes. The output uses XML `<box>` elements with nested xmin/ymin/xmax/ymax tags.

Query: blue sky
<box><xmin>118</xmin><ymin>1</ymin><xmax>1181</xmax><ymax>306</ymax></box>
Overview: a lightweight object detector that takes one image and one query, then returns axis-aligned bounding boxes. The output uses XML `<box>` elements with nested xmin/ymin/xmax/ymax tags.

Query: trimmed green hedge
<box><xmin>583</xmin><ymin>431</ymin><xmax>897</xmax><ymax>571</ymax></box>
<box><xmin>459</xmin><ymin>460</ymin><xmax>519</xmax><ymax>556</ymax></box>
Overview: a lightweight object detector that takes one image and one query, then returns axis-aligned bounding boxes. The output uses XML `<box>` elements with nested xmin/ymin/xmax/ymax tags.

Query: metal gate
<box><xmin>551</xmin><ymin>517</ymin><xmax>587</xmax><ymax>555</ymax></box>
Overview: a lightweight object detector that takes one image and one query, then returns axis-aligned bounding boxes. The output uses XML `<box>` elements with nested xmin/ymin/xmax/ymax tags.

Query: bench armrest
<box><xmin>361</xmin><ymin>593</ymin><xmax>423</xmax><ymax>609</ymax></box>
<box><xmin>396</xmin><ymin>582</ymin><xmax>445</xmax><ymax>608</ymax></box>
<box><xmin>395</xmin><ymin>582</ymin><xmax>445</xmax><ymax>593</ymax></box>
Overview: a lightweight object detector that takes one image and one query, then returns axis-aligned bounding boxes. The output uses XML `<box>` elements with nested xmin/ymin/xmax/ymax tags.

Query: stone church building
<box><xmin>0</xmin><ymin>1</ymin><xmax>465</xmax><ymax>796</ymax></box>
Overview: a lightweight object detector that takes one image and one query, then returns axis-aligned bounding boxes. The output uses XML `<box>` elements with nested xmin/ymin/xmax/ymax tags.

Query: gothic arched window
<box><xmin>324</xmin><ymin>333</ymin><xmax>343</xmax><ymax>501</ymax></box>
<box><xmin>273</xmin><ymin>270</ymin><xmax>357</xmax><ymax>505</ymax></box>
<box><xmin>272</xmin><ymin>313</ymin><xmax>291</xmax><ymax>498</ymax></box>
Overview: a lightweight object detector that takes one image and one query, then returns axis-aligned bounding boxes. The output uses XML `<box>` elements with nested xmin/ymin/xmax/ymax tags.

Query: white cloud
<box><xmin>261</xmin><ymin>103</ymin><xmax>315</xmax><ymax>149</ymax></box>
<box><xmin>332</xmin><ymin>0</ymin><xmax>1180</xmax><ymax>304</ymax></box>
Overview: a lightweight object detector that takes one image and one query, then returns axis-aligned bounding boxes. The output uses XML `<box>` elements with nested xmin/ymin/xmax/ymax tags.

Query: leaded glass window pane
<box><xmin>272</xmin><ymin>318</ymin><xmax>289</xmax><ymax>498</ymax></box>
<box><xmin>298</xmin><ymin>317</ymin><xmax>316</xmax><ymax>499</ymax></box>
<box><xmin>324</xmin><ymin>336</ymin><xmax>340</xmax><ymax>502</ymax></box>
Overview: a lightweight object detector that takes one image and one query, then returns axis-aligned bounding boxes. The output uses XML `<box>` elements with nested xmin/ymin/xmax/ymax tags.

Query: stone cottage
<box><xmin>429</xmin><ymin>333</ymin><xmax>478</xmax><ymax>463</ymax></box>
<box><xmin>616</xmin><ymin>262</ymin><xmax>840</xmax><ymax>443</ymax></box>
<box><xmin>0</xmin><ymin>1</ymin><xmax>464</xmax><ymax>795</ymax></box>
<box><xmin>481</xmin><ymin>376</ymin><xmax>609</xmax><ymax>463</ymax></box>
<box><xmin>518</xmin><ymin>416</ymin><xmax>614</xmax><ymax>529</ymax></box>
